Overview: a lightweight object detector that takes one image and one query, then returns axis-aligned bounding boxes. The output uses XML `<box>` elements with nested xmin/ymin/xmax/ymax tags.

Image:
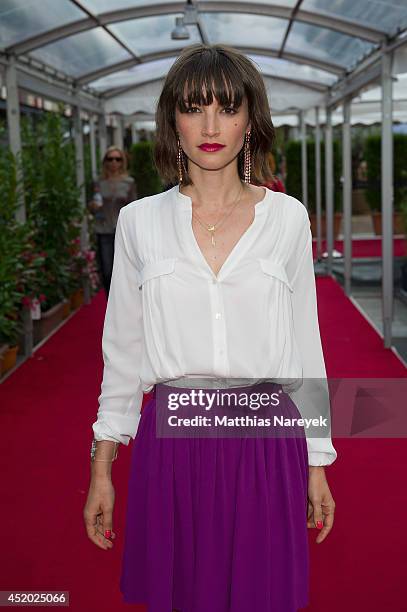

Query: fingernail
<box><xmin>104</xmin><ymin>530</ymin><xmax>112</xmax><ymax>539</ymax></box>
<box><xmin>316</xmin><ymin>521</ymin><xmax>323</xmax><ymax>529</ymax></box>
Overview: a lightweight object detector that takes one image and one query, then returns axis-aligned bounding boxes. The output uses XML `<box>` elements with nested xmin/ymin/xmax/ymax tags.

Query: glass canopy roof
<box><xmin>1</xmin><ymin>0</ymin><xmax>407</xmax><ymax>116</ymax></box>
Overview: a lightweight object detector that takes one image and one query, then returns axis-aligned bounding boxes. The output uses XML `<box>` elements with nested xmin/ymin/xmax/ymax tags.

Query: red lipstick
<box><xmin>198</xmin><ymin>143</ymin><xmax>226</xmax><ymax>152</ymax></box>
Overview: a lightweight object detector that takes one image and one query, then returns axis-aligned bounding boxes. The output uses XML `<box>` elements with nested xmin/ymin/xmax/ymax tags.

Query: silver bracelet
<box><xmin>90</xmin><ymin>438</ymin><xmax>119</xmax><ymax>462</ymax></box>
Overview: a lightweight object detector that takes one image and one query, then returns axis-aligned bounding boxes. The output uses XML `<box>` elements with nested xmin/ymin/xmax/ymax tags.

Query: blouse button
<box><xmin>215</xmin><ymin>312</ymin><xmax>222</xmax><ymax>319</ymax></box>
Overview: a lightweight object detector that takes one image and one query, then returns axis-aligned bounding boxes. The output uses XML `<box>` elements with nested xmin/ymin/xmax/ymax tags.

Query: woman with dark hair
<box><xmin>87</xmin><ymin>145</ymin><xmax>137</xmax><ymax>297</ymax></box>
<box><xmin>84</xmin><ymin>44</ymin><xmax>337</xmax><ymax>612</ymax></box>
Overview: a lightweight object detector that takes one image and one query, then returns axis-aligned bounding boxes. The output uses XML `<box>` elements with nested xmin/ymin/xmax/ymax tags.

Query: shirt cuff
<box><xmin>92</xmin><ymin>415</ymin><xmax>140</xmax><ymax>446</ymax></box>
<box><xmin>308</xmin><ymin>451</ymin><xmax>337</xmax><ymax>466</ymax></box>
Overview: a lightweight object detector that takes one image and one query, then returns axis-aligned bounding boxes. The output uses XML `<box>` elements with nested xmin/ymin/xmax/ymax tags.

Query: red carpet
<box><xmin>305</xmin><ymin>276</ymin><xmax>407</xmax><ymax>610</ymax></box>
<box><xmin>312</xmin><ymin>236</ymin><xmax>407</xmax><ymax>258</ymax></box>
<box><xmin>0</xmin><ymin>279</ymin><xmax>406</xmax><ymax>611</ymax></box>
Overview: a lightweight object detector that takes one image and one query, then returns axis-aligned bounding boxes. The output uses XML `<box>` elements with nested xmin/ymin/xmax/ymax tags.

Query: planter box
<box><xmin>70</xmin><ymin>288</ymin><xmax>84</xmax><ymax>310</ymax></box>
<box><xmin>33</xmin><ymin>301</ymin><xmax>65</xmax><ymax>346</ymax></box>
<box><xmin>310</xmin><ymin>213</ymin><xmax>342</xmax><ymax>240</ymax></box>
<box><xmin>0</xmin><ymin>344</ymin><xmax>9</xmax><ymax>378</ymax></box>
<box><xmin>2</xmin><ymin>345</ymin><xmax>18</xmax><ymax>373</ymax></box>
<box><xmin>62</xmin><ymin>299</ymin><xmax>71</xmax><ymax>319</ymax></box>
<box><xmin>372</xmin><ymin>212</ymin><xmax>406</xmax><ymax>236</ymax></box>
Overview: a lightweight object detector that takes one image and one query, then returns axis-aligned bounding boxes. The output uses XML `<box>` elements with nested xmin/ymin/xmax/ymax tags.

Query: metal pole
<box><xmin>291</xmin><ymin>120</ymin><xmax>300</xmax><ymax>141</ymax></box>
<box><xmin>5</xmin><ymin>55</ymin><xmax>25</xmax><ymax>224</ymax></box>
<box><xmin>89</xmin><ymin>114</ymin><xmax>98</xmax><ymax>181</ymax></box>
<box><xmin>315</xmin><ymin>106</ymin><xmax>322</xmax><ymax>260</ymax></box>
<box><xmin>6</xmin><ymin>56</ymin><xmax>32</xmax><ymax>355</ymax></box>
<box><xmin>300</xmin><ymin>110</ymin><xmax>308</xmax><ymax>211</ymax></box>
<box><xmin>113</xmin><ymin>115</ymin><xmax>124</xmax><ymax>149</ymax></box>
<box><xmin>131</xmin><ymin>122</ymin><xmax>138</xmax><ymax>144</ymax></box>
<box><xmin>381</xmin><ymin>52</ymin><xmax>394</xmax><ymax>348</ymax></box>
<box><xmin>325</xmin><ymin>106</ymin><xmax>334</xmax><ymax>275</ymax></box>
<box><xmin>342</xmin><ymin>98</ymin><xmax>352</xmax><ymax>296</ymax></box>
<box><xmin>99</xmin><ymin>113</ymin><xmax>107</xmax><ymax>160</ymax></box>
<box><xmin>73</xmin><ymin>100</ymin><xmax>91</xmax><ymax>304</ymax></box>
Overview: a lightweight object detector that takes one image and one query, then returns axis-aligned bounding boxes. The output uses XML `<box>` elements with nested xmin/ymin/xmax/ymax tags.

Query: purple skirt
<box><xmin>120</xmin><ymin>382</ymin><xmax>310</xmax><ymax>612</ymax></box>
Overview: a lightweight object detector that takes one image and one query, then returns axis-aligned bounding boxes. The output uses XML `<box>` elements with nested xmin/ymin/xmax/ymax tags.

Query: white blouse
<box><xmin>92</xmin><ymin>184</ymin><xmax>338</xmax><ymax>467</ymax></box>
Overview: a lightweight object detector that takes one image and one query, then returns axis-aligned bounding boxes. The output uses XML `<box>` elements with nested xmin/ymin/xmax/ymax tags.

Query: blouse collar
<box><xmin>174</xmin><ymin>183</ymin><xmax>270</xmax><ymax>215</ymax></box>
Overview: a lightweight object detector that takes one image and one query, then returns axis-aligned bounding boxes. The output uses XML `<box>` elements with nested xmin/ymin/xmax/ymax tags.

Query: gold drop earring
<box><xmin>244</xmin><ymin>131</ymin><xmax>251</xmax><ymax>184</ymax></box>
<box><xmin>177</xmin><ymin>135</ymin><xmax>184</xmax><ymax>184</ymax></box>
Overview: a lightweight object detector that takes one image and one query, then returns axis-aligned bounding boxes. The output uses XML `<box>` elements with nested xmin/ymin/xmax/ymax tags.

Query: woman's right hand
<box><xmin>83</xmin><ymin>475</ymin><xmax>117</xmax><ymax>550</ymax></box>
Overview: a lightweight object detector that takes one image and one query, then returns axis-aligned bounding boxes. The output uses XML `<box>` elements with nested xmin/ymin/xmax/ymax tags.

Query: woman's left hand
<box><xmin>307</xmin><ymin>466</ymin><xmax>336</xmax><ymax>543</ymax></box>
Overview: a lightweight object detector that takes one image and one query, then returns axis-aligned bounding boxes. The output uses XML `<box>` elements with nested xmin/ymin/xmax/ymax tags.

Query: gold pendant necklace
<box><xmin>192</xmin><ymin>184</ymin><xmax>244</xmax><ymax>247</ymax></box>
<box><xmin>207</xmin><ymin>225</ymin><xmax>216</xmax><ymax>246</ymax></box>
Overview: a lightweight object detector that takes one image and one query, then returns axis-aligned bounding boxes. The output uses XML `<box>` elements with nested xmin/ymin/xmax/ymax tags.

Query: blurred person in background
<box><xmin>87</xmin><ymin>146</ymin><xmax>137</xmax><ymax>297</ymax></box>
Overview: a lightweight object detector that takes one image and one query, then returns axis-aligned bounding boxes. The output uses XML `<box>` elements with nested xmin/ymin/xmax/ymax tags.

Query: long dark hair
<box><xmin>154</xmin><ymin>44</ymin><xmax>275</xmax><ymax>186</ymax></box>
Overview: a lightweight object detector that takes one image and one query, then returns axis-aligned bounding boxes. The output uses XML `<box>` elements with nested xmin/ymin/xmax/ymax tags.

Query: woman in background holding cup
<box><xmin>88</xmin><ymin>146</ymin><xmax>137</xmax><ymax>297</ymax></box>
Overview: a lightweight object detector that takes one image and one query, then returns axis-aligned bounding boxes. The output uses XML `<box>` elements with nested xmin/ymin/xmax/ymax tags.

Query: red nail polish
<box><xmin>316</xmin><ymin>521</ymin><xmax>323</xmax><ymax>529</ymax></box>
<box><xmin>104</xmin><ymin>530</ymin><xmax>112</xmax><ymax>539</ymax></box>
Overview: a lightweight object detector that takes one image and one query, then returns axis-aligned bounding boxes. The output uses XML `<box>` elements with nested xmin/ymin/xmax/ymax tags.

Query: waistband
<box><xmin>157</xmin><ymin>377</ymin><xmax>282</xmax><ymax>390</ymax></box>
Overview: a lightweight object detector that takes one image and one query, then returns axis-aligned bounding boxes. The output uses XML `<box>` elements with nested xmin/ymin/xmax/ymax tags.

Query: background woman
<box><xmin>87</xmin><ymin>146</ymin><xmax>137</xmax><ymax>297</ymax></box>
<box><xmin>84</xmin><ymin>44</ymin><xmax>337</xmax><ymax>612</ymax></box>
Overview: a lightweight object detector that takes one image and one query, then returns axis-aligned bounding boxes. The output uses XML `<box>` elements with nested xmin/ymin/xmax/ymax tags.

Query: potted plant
<box><xmin>18</xmin><ymin>223</ymin><xmax>47</xmax><ymax>317</ymax></box>
<box><xmin>67</xmin><ymin>231</ymin><xmax>86</xmax><ymax>310</ymax></box>
<box><xmin>31</xmin><ymin>251</ymin><xmax>67</xmax><ymax>345</ymax></box>
<box><xmin>0</xmin><ymin>240</ymin><xmax>24</xmax><ymax>372</ymax></box>
<box><xmin>0</xmin><ymin>344</ymin><xmax>9</xmax><ymax>378</ymax></box>
<box><xmin>67</xmin><ymin>220</ymin><xmax>100</xmax><ymax>307</ymax></box>
<box><xmin>20</xmin><ymin>106</ymin><xmax>89</xmax><ymax>337</ymax></box>
<box><xmin>0</xmin><ymin>312</ymin><xmax>23</xmax><ymax>372</ymax></box>
<box><xmin>0</xmin><ymin>135</ymin><xmax>25</xmax><ymax>371</ymax></box>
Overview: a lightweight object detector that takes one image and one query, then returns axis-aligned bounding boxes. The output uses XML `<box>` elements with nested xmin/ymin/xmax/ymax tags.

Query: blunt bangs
<box><xmin>174</xmin><ymin>53</ymin><xmax>246</xmax><ymax>112</ymax></box>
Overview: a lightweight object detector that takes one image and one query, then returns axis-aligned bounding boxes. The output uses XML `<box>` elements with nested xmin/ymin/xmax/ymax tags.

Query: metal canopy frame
<box><xmin>2</xmin><ymin>0</ymin><xmax>404</xmax><ymax>105</ymax></box>
<box><xmin>5</xmin><ymin>1</ymin><xmax>387</xmax><ymax>57</ymax></box>
<box><xmin>76</xmin><ymin>47</ymin><xmax>345</xmax><ymax>89</ymax></box>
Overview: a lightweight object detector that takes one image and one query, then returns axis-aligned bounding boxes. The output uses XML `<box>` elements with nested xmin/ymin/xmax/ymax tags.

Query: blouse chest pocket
<box><xmin>258</xmin><ymin>258</ymin><xmax>294</xmax><ymax>293</ymax></box>
<box><xmin>138</xmin><ymin>258</ymin><xmax>177</xmax><ymax>289</ymax></box>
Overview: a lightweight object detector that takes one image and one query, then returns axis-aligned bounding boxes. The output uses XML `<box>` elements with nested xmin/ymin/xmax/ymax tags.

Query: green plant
<box><xmin>68</xmin><ymin>234</ymin><xmax>100</xmax><ymax>294</ymax></box>
<box><xmin>364</xmin><ymin>133</ymin><xmax>407</xmax><ymax>212</ymax></box>
<box><xmin>129</xmin><ymin>141</ymin><xmax>163</xmax><ymax>198</ymax></box>
<box><xmin>0</xmin><ymin>228</ymin><xmax>26</xmax><ymax>346</ymax></box>
<box><xmin>0</xmin><ymin>129</ymin><xmax>25</xmax><ymax>345</ymax></box>
<box><xmin>18</xmin><ymin>224</ymin><xmax>47</xmax><ymax>309</ymax></box>
<box><xmin>285</xmin><ymin>139</ymin><xmax>342</xmax><ymax>214</ymax></box>
<box><xmin>20</xmin><ymin>106</ymin><xmax>86</xmax><ymax>309</ymax></box>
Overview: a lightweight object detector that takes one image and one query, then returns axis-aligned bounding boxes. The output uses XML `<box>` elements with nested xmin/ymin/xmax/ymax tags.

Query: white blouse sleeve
<box><xmin>287</xmin><ymin>211</ymin><xmax>338</xmax><ymax>467</ymax></box>
<box><xmin>92</xmin><ymin>208</ymin><xmax>144</xmax><ymax>445</ymax></box>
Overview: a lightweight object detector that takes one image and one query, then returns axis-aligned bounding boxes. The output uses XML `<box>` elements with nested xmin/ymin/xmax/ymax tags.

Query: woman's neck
<box><xmin>180</xmin><ymin>166</ymin><xmax>244</xmax><ymax>209</ymax></box>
